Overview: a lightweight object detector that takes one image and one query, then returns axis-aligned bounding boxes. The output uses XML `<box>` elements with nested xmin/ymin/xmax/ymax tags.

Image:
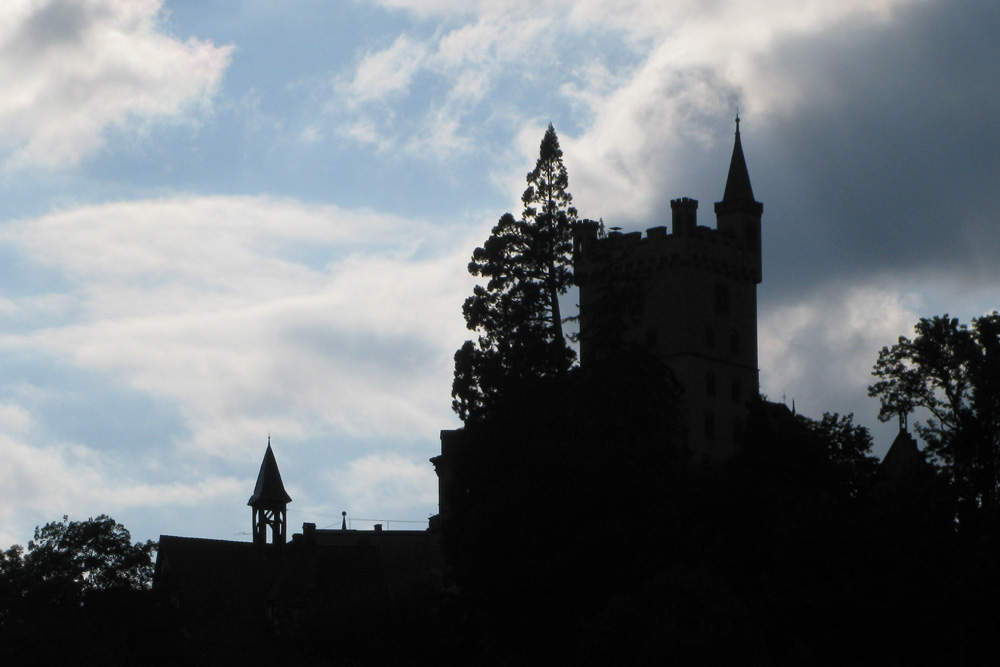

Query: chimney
<box><xmin>303</xmin><ymin>522</ymin><xmax>316</xmax><ymax>547</ymax></box>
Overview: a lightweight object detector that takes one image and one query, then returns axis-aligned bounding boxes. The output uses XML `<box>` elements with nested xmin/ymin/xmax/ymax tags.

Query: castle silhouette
<box><xmin>151</xmin><ymin>119</ymin><xmax>936</xmax><ymax>662</ymax></box>
<box><xmin>154</xmin><ymin>119</ymin><xmax>765</xmax><ymax>636</ymax></box>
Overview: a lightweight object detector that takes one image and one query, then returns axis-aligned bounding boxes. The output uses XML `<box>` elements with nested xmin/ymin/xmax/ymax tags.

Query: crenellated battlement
<box><xmin>574</xmin><ymin>197</ymin><xmax>761</xmax><ymax>287</ymax></box>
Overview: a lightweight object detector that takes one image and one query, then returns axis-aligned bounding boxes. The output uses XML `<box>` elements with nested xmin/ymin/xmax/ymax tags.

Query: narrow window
<box><xmin>715</xmin><ymin>284</ymin><xmax>730</xmax><ymax>315</ymax></box>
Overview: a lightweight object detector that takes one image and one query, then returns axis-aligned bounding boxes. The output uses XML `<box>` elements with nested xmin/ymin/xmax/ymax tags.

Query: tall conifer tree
<box><xmin>452</xmin><ymin>124</ymin><xmax>577</xmax><ymax>423</ymax></box>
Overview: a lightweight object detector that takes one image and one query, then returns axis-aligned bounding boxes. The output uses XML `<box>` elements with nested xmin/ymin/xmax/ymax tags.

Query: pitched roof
<box><xmin>881</xmin><ymin>429</ymin><xmax>929</xmax><ymax>484</ymax></box>
<box><xmin>248</xmin><ymin>442</ymin><xmax>292</xmax><ymax>507</ymax></box>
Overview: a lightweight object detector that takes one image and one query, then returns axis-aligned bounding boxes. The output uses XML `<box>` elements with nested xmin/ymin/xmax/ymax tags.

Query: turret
<box><xmin>670</xmin><ymin>197</ymin><xmax>698</xmax><ymax>235</ymax></box>
<box><xmin>715</xmin><ymin>115</ymin><xmax>763</xmax><ymax>282</ymax></box>
<box><xmin>248</xmin><ymin>439</ymin><xmax>292</xmax><ymax>547</ymax></box>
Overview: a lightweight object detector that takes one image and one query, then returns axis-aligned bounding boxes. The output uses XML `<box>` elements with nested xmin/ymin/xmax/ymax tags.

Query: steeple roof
<box><xmin>721</xmin><ymin>115</ymin><xmax>756</xmax><ymax>204</ymax></box>
<box><xmin>247</xmin><ymin>440</ymin><xmax>292</xmax><ymax>507</ymax></box>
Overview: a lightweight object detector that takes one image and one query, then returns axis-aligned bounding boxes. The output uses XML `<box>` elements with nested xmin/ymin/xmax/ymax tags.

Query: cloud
<box><xmin>0</xmin><ymin>0</ymin><xmax>232</xmax><ymax>168</ymax></box>
<box><xmin>751</xmin><ymin>0</ymin><xmax>1000</xmax><ymax>299</ymax></box>
<box><xmin>329</xmin><ymin>0</ymin><xmax>931</xmax><ymax>226</ymax></box>
<box><xmin>758</xmin><ymin>280</ymin><xmax>926</xmax><ymax>451</ymax></box>
<box><xmin>0</xmin><ymin>428</ymin><xmax>243</xmax><ymax>547</ymax></box>
<box><xmin>328</xmin><ymin>452</ymin><xmax>439</xmax><ymax>517</ymax></box>
<box><xmin>346</xmin><ymin>34</ymin><xmax>427</xmax><ymax>105</ymax></box>
<box><xmin>0</xmin><ymin>195</ymin><xmax>474</xmax><ymax>460</ymax></box>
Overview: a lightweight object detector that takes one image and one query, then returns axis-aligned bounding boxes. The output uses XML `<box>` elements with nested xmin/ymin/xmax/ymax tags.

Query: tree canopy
<box><xmin>869</xmin><ymin>312</ymin><xmax>1000</xmax><ymax>510</ymax></box>
<box><xmin>1</xmin><ymin>515</ymin><xmax>155</xmax><ymax>619</ymax></box>
<box><xmin>452</xmin><ymin>124</ymin><xmax>578</xmax><ymax>423</ymax></box>
<box><xmin>0</xmin><ymin>515</ymin><xmax>163</xmax><ymax>662</ymax></box>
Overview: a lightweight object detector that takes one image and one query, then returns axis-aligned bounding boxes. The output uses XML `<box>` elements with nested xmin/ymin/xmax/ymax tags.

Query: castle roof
<box><xmin>721</xmin><ymin>116</ymin><xmax>756</xmax><ymax>205</ymax></box>
<box><xmin>247</xmin><ymin>441</ymin><xmax>292</xmax><ymax>507</ymax></box>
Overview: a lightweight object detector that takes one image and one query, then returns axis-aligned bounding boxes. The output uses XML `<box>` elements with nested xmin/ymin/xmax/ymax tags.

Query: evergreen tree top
<box><xmin>538</xmin><ymin>123</ymin><xmax>562</xmax><ymax>163</ymax></box>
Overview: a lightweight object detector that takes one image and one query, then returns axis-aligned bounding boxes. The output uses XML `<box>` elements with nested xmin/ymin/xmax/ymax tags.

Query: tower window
<box><xmin>715</xmin><ymin>284</ymin><xmax>730</xmax><ymax>315</ymax></box>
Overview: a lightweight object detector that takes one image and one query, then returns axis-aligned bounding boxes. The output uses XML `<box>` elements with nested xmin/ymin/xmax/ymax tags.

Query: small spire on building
<box><xmin>247</xmin><ymin>441</ymin><xmax>292</xmax><ymax>507</ymax></box>
<box><xmin>721</xmin><ymin>114</ymin><xmax>756</xmax><ymax>205</ymax></box>
<box><xmin>341</xmin><ymin>511</ymin><xmax>347</xmax><ymax>531</ymax></box>
<box><xmin>248</xmin><ymin>440</ymin><xmax>291</xmax><ymax>547</ymax></box>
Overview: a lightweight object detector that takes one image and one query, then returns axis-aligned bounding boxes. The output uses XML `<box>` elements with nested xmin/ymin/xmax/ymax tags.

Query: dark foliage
<box><xmin>453</xmin><ymin>124</ymin><xmax>578</xmax><ymax>423</ymax></box>
<box><xmin>870</xmin><ymin>312</ymin><xmax>1000</xmax><ymax>511</ymax></box>
<box><xmin>0</xmin><ymin>515</ymin><xmax>193</xmax><ymax>665</ymax></box>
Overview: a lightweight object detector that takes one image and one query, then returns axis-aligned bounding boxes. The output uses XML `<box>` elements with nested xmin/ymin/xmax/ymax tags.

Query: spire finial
<box><xmin>341</xmin><ymin>511</ymin><xmax>347</xmax><ymax>531</ymax></box>
<box><xmin>735</xmin><ymin>108</ymin><xmax>740</xmax><ymax>134</ymax></box>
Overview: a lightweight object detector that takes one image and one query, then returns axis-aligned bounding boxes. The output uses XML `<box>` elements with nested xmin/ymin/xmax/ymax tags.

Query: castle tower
<box><xmin>574</xmin><ymin>118</ymin><xmax>763</xmax><ymax>461</ymax></box>
<box><xmin>248</xmin><ymin>439</ymin><xmax>292</xmax><ymax>547</ymax></box>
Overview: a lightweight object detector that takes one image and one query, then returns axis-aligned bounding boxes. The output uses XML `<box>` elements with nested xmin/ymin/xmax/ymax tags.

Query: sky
<box><xmin>1</xmin><ymin>0</ymin><xmax>998</xmax><ymax>548</ymax></box>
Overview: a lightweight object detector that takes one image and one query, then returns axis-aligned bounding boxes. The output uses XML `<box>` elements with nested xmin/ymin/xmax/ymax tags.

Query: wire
<box><xmin>288</xmin><ymin>508</ymin><xmax>429</xmax><ymax>526</ymax></box>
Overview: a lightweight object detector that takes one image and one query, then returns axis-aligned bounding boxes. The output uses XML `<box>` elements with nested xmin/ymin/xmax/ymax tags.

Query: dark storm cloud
<box><xmin>753</xmin><ymin>0</ymin><xmax>1000</xmax><ymax>303</ymax></box>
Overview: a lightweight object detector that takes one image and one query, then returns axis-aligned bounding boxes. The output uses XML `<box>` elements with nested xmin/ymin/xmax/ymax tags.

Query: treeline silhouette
<box><xmin>4</xmin><ymin>393</ymin><xmax>996</xmax><ymax>665</ymax></box>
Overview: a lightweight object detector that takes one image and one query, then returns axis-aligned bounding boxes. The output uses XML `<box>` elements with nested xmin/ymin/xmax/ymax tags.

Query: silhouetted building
<box><xmin>574</xmin><ymin>117</ymin><xmax>762</xmax><ymax>460</ymax></box>
<box><xmin>154</xmin><ymin>444</ymin><xmax>440</xmax><ymax>645</ymax></box>
<box><xmin>878</xmin><ymin>426</ymin><xmax>934</xmax><ymax>495</ymax></box>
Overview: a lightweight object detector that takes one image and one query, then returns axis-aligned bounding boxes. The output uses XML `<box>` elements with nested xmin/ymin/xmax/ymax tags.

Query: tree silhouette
<box><xmin>869</xmin><ymin>312</ymin><xmax>1000</xmax><ymax>510</ymax></box>
<box><xmin>0</xmin><ymin>515</ymin><xmax>167</xmax><ymax>663</ymax></box>
<box><xmin>452</xmin><ymin>124</ymin><xmax>578</xmax><ymax>423</ymax></box>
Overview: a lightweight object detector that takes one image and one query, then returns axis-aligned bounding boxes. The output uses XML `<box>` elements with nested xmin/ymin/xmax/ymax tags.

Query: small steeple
<box><xmin>248</xmin><ymin>438</ymin><xmax>292</xmax><ymax>507</ymax></box>
<box><xmin>248</xmin><ymin>438</ymin><xmax>292</xmax><ymax>547</ymax></box>
<box><xmin>721</xmin><ymin>114</ymin><xmax>756</xmax><ymax>205</ymax></box>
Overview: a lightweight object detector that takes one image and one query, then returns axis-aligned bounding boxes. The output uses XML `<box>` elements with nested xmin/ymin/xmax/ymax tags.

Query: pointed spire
<box><xmin>722</xmin><ymin>113</ymin><xmax>756</xmax><ymax>204</ymax></box>
<box><xmin>248</xmin><ymin>441</ymin><xmax>292</xmax><ymax>507</ymax></box>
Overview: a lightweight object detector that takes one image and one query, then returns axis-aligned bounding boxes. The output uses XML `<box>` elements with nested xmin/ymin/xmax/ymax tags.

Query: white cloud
<box><xmin>333</xmin><ymin>0</ymin><xmax>928</xmax><ymax>219</ymax></box>
<box><xmin>0</xmin><ymin>0</ymin><xmax>232</xmax><ymax>168</ymax></box>
<box><xmin>0</xmin><ymin>430</ymin><xmax>243</xmax><ymax>547</ymax></box>
<box><xmin>758</xmin><ymin>281</ymin><xmax>924</xmax><ymax>433</ymax></box>
<box><xmin>347</xmin><ymin>34</ymin><xmax>427</xmax><ymax>104</ymax></box>
<box><xmin>328</xmin><ymin>452</ymin><xmax>438</xmax><ymax>516</ymax></box>
<box><xmin>0</xmin><ymin>195</ymin><xmax>474</xmax><ymax>459</ymax></box>
<box><xmin>0</xmin><ymin>402</ymin><xmax>34</xmax><ymax>434</ymax></box>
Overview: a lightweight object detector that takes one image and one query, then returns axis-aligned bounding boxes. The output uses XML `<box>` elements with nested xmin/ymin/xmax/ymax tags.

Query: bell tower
<box><xmin>247</xmin><ymin>439</ymin><xmax>292</xmax><ymax>547</ymax></box>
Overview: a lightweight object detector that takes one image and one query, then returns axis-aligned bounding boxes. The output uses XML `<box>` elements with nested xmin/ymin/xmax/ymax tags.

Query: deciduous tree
<box><xmin>869</xmin><ymin>312</ymin><xmax>1000</xmax><ymax>509</ymax></box>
